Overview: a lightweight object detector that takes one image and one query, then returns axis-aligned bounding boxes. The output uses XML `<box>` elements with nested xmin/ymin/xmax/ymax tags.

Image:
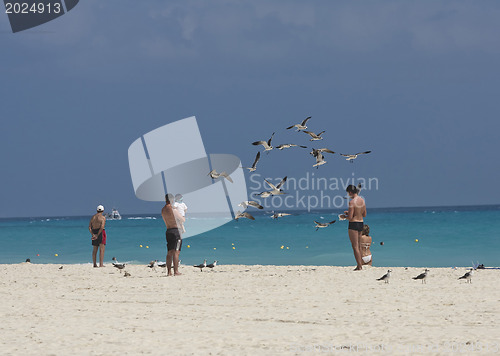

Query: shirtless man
<box><xmin>161</xmin><ymin>194</ymin><xmax>185</xmax><ymax>276</ymax></box>
<box><xmin>340</xmin><ymin>185</ymin><xmax>366</xmax><ymax>270</ymax></box>
<box><xmin>88</xmin><ymin>205</ymin><xmax>106</xmax><ymax>267</ymax></box>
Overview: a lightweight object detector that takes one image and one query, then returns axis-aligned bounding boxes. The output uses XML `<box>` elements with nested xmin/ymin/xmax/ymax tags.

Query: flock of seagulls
<box><xmin>110</xmin><ymin>258</ymin><xmax>475</xmax><ymax>283</ymax></box>
<box><xmin>205</xmin><ymin>116</ymin><xmax>372</xmax><ymax>228</ymax></box>
<box><xmin>239</xmin><ymin>116</ymin><xmax>370</xmax><ymax>225</ymax></box>
<box><xmin>193</xmin><ymin>259</ymin><xmax>218</xmax><ymax>272</ymax></box>
<box><xmin>377</xmin><ymin>268</ymin><xmax>476</xmax><ymax>284</ymax></box>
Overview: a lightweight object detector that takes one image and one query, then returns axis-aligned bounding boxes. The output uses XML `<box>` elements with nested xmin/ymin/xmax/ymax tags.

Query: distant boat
<box><xmin>105</xmin><ymin>208</ymin><xmax>122</xmax><ymax>220</ymax></box>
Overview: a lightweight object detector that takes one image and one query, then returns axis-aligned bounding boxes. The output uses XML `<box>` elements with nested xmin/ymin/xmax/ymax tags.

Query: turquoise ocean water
<box><xmin>1</xmin><ymin>205</ymin><xmax>499</xmax><ymax>267</ymax></box>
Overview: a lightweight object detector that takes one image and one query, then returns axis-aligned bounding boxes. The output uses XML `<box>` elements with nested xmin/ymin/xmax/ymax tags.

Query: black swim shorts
<box><xmin>91</xmin><ymin>228</ymin><xmax>102</xmax><ymax>246</ymax></box>
<box><xmin>348</xmin><ymin>222</ymin><xmax>364</xmax><ymax>232</ymax></box>
<box><xmin>166</xmin><ymin>228</ymin><xmax>182</xmax><ymax>251</ymax></box>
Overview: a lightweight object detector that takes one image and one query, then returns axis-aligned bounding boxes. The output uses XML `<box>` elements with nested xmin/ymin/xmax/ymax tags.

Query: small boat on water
<box><xmin>105</xmin><ymin>208</ymin><xmax>122</xmax><ymax>220</ymax></box>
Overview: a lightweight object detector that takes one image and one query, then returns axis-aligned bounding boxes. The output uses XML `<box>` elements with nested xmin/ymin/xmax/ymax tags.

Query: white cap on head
<box><xmin>97</xmin><ymin>205</ymin><xmax>104</xmax><ymax>212</ymax></box>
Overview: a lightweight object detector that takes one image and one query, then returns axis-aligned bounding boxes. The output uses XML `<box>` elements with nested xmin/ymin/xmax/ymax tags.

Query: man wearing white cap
<box><xmin>88</xmin><ymin>205</ymin><xmax>107</xmax><ymax>267</ymax></box>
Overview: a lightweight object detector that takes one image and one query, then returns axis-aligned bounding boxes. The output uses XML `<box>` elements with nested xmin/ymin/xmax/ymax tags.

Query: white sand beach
<box><xmin>0</xmin><ymin>264</ymin><xmax>498</xmax><ymax>355</ymax></box>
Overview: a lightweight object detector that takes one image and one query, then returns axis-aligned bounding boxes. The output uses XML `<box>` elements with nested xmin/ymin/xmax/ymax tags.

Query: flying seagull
<box><xmin>265</xmin><ymin>176</ymin><xmax>287</xmax><ymax>195</ymax></box>
<box><xmin>242</xmin><ymin>152</ymin><xmax>260</xmax><ymax>172</ymax></box>
<box><xmin>206</xmin><ymin>260</ymin><xmax>218</xmax><ymax>269</ymax></box>
<box><xmin>111</xmin><ymin>257</ymin><xmax>126</xmax><ymax>272</ymax></box>
<box><xmin>413</xmin><ymin>269</ymin><xmax>429</xmax><ymax>284</ymax></box>
<box><xmin>255</xmin><ymin>176</ymin><xmax>287</xmax><ymax>197</ymax></box>
<box><xmin>313</xmin><ymin>220</ymin><xmax>336</xmax><ymax>231</ymax></box>
<box><xmin>254</xmin><ymin>191</ymin><xmax>273</xmax><ymax>198</ymax></box>
<box><xmin>458</xmin><ymin>268</ymin><xmax>474</xmax><ymax>283</ymax></box>
<box><xmin>271</xmin><ymin>212</ymin><xmax>291</xmax><ymax>219</ymax></box>
<box><xmin>377</xmin><ymin>270</ymin><xmax>392</xmax><ymax>283</ymax></box>
<box><xmin>193</xmin><ymin>259</ymin><xmax>207</xmax><ymax>272</ymax></box>
<box><xmin>238</xmin><ymin>201</ymin><xmax>264</xmax><ymax>209</ymax></box>
<box><xmin>303</xmin><ymin>130</ymin><xmax>325</xmax><ymax>141</ymax></box>
<box><xmin>340</xmin><ymin>151</ymin><xmax>372</xmax><ymax>163</ymax></box>
<box><xmin>276</xmin><ymin>144</ymin><xmax>307</xmax><ymax>150</ymax></box>
<box><xmin>312</xmin><ymin>152</ymin><xmax>327</xmax><ymax>168</ymax></box>
<box><xmin>286</xmin><ymin>116</ymin><xmax>311</xmax><ymax>131</ymax></box>
<box><xmin>208</xmin><ymin>169</ymin><xmax>233</xmax><ymax>183</ymax></box>
<box><xmin>310</xmin><ymin>148</ymin><xmax>335</xmax><ymax>157</ymax></box>
<box><xmin>235</xmin><ymin>211</ymin><xmax>255</xmax><ymax>221</ymax></box>
<box><xmin>252</xmin><ymin>132</ymin><xmax>275</xmax><ymax>152</ymax></box>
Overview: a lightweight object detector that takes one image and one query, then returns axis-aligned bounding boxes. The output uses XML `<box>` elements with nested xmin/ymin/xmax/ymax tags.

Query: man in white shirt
<box><xmin>173</xmin><ymin>194</ymin><xmax>188</xmax><ymax>233</ymax></box>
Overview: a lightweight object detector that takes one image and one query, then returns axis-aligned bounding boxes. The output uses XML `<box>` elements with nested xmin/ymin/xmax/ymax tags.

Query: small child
<box><xmin>360</xmin><ymin>224</ymin><xmax>372</xmax><ymax>266</ymax></box>
<box><xmin>173</xmin><ymin>194</ymin><xmax>188</xmax><ymax>233</ymax></box>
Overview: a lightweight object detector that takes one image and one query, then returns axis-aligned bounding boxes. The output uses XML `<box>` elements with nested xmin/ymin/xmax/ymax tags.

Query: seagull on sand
<box><xmin>340</xmin><ymin>151</ymin><xmax>371</xmax><ymax>163</ymax></box>
<box><xmin>377</xmin><ymin>270</ymin><xmax>392</xmax><ymax>283</ymax></box>
<box><xmin>271</xmin><ymin>212</ymin><xmax>291</xmax><ymax>219</ymax></box>
<box><xmin>208</xmin><ymin>169</ymin><xmax>233</xmax><ymax>183</ymax></box>
<box><xmin>147</xmin><ymin>260</ymin><xmax>158</xmax><ymax>272</ymax></box>
<box><xmin>112</xmin><ymin>257</ymin><xmax>126</xmax><ymax>273</ymax></box>
<box><xmin>303</xmin><ymin>130</ymin><xmax>325</xmax><ymax>141</ymax></box>
<box><xmin>194</xmin><ymin>259</ymin><xmax>207</xmax><ymax>272</ymax></box>
<box><xmin>242</xmin><ymin>152</ymin><xmax>260</xmax><ymax>172</ymax></box>
<box><xmin>276</xmin><ymin>144</ymin><xmax>307</xmax><ymax>150</ymax></box>
<box><xmin>252</xmin><ymin>132</ymin><xmax>275</xmax><ymax>152</ymax></box>
<box><xmin>286</xmin><ymin>116</ymin><xmax>311</xmax><ymax>131</ymax></box>
<box><xmin>413</xmin><ymin>269</ymin><xmax>429</xmax><ymax>284</ymax></box>
<box><xmin>238</xmin><ymin>201</ymin><xmax>264</xmax><ymax>209</ymax></box>
<box><xmin>313</xmin><ymin>220</ymin><xmax>336</xmax><ymax>231</ymax></box>
<box><xmin>235</xmin><ymin>211</ymin><xmax>255</xmax><ymax>221</ymax></box>
<box><xmin>458</xmin><ymin>268</ymin><xmax>474</xmax><ymax>283</ymax></box>
<box><xmin>206</xmin><ymin>261</ymin><xmax>218</xmax><ymax>269</ymax></box>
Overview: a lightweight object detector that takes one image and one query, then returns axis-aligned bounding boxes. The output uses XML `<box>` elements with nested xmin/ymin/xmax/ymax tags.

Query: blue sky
<box><xmin>1</xmin><ymin>1</ymin><xmax>499</xmax><ymax>218</ymax></box>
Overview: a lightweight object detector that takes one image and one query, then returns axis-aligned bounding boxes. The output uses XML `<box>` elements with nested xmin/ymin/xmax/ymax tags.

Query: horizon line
<box><xmin>1</xmin><ymin>203</ymin><xmax>499</xmax><ymax>220</ymax></box>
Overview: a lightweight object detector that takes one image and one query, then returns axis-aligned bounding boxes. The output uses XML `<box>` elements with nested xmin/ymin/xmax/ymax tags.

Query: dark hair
<box><xmin>362</xmin><ymin>224</ymin><xmax>370</xmax><ymax>236</ymax></box>
<box><xmin>165</xmin><ymin>193</ymin><xmax>175</xmax><ymax>204</ymax></box>
<box><xmin>346</xmin><ymin>184</ymin><xmax>359</xmax><ymax>194</ymax></box>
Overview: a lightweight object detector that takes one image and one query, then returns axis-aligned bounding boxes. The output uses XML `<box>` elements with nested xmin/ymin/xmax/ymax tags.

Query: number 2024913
<box><xmin>5</xmin><ymin>2</ymin><xmax>62</xmax><ymax>14</ymax></box>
